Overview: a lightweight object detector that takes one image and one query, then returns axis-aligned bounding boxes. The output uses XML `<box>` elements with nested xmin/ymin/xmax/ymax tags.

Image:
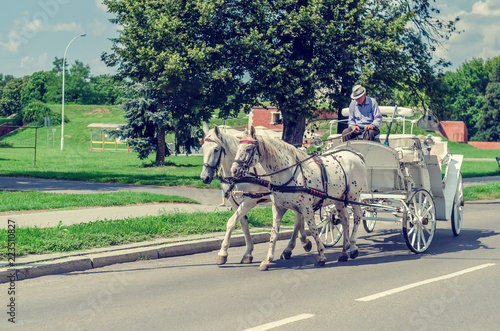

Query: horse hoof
<box><xmin>258</xmin><ymin>263</ymin><xmax>269</xmax><ymax>271</ymax></box>
<box><xmin>303</xmin><ymin>240</ymin><xmax>312</xmax><ymax>252</ymax></box>
<box><xmin>338</xmin><ymin>255</ymin><xmax>348</xmax><ymax>262</ymax></box>
<box><xmin>350</xmin><ymin>249</ymin><xmax>359</xmax><ymax>259</ymax></box>
<box><xmin>241</xmin><ymin>256</ymin><xmax>253</xmax><ymax>264</ymax></box>
<box><xmin>315</xmin><ymin>260</ymin><xmax>326</xmax><ymax>267</ymax></box>
<box><xmin>216</xmin><ymin>255</ymin><xmax>227</xmax><ymax>265</ymax></box>
<box><xmin>281</xmin><ymin>250</ymin><xmax>292</xmax><ymax>260</ymax></box>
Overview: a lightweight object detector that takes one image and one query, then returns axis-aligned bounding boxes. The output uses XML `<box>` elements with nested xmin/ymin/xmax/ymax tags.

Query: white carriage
<box><xmin>317</xmin><ymin>106</ymin><xmax>464</xmax><ymax>253</ymax></box>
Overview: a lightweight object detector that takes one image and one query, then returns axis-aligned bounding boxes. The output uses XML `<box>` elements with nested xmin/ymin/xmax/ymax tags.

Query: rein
<box><xmin>204</xmin><ymin>138</ymin><xmax>271</xmax><ymax>204</ymax></box>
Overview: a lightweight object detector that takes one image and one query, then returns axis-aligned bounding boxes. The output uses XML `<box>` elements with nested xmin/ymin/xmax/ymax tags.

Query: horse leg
<box><xmin>298</xmin><ymin>213</ymin><xmax>312</xmax><ymax>252</ymax></box>
<box><xmin>303</xmin><ymin>210</ymin><xmax>326</xmax><ymax>266</ymax></box>
<box><xmin>239</xmin><ymin>215</ymin><xmax>254</xmax><ymax>264</ymax></box>
<box><xmin>337</xmin><ymin>205</ymin><xmax>350</xmax><ymax>262</ymax></box>
<box><xmin>216</xmin><ymin>199</ymin><xmax>256</xmax><ymax>265</ymax></box>
<box><xmin>259</xmin><ymin>204</ymin><xmax>286</xmax><ymax>271</ymax></box>
<box><xmin>348</xmin><ymin>204</ymin><xmax>363</xmax><ymax>259</ymax></box>
<box><xmin>280</xmin><ymin>212</ymin><xmax>311</xmax><ymax>259</ymax></box>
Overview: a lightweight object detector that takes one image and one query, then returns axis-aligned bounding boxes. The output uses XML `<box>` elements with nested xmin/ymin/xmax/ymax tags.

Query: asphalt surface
<box><xmin>1</xmin><ymin>174</ymin><xmax>499</xmax><ymax>283</ymax></box>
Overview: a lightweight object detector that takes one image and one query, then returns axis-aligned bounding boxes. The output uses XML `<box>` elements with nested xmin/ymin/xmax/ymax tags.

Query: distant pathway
<box><xmin>0</xmin><ymin>176</ymin><xmax>221</xmax><ymax>205</ymax></box>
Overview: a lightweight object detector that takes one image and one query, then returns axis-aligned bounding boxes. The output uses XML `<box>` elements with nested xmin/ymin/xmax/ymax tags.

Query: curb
<box><xmin>0</xmin><ymin>230</ymin><xmax>295</xmax><ymax>284</ymax></box>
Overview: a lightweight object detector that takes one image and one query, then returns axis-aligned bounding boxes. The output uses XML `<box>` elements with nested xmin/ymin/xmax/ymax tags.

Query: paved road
<box><xmin>2</xmin><ymin>200</ymin><xmax>499</xmax><ymax>330</ymax></box>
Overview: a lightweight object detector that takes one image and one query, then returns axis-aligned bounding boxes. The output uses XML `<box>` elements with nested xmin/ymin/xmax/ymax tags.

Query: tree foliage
<box><xmin>209</xmin><ymin>0</ymin><xmax>459</xmax><ymax>144</ymax></box>
<box><xmin>0</xmin><ymin>77</ymin><xmax>28</xmax><ymax>116</ymax></box>
<box><xmin>14</xmin><ymin>100</ymin><xmax>64</xmax><ymax>126</ymax></box>
<box><xmin>102</xmin><ymin>0</ymin><xmax>459</xmax><ymax>149</ymax></box>
<box><xmin>0</xmin><ymin>58</ymin><xmax>127</xmax><ymax>116</ymax></box>
<box><xmin>441</xmin><ymin>58</ymin><xmax>489</xmax><ymax>138</ymax></box>
<box><xmin>115</xmin><ymin>84</ymin><xmax>165</xmax><ymax>160</ymax></box>
<box><xmin>102</xmin><ymin>0</ymin><xmax>237</xmax><ymax>164</ymax></box>
<box><xmin>474</xmin><ymin>62</ymin><xmax>500</xmax><ymax>142</ymax></box>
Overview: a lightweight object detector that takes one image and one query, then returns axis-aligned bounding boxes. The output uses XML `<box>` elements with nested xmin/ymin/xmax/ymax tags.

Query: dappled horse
<box><xmin>200</xmin><ymin>124</ymin><xmax>312</xmax><ymax>265</ymax></box>
<box><xmin>231</xmin><ymin>127</ymin><xmax>367</xmax><ymax>271</ymax></box>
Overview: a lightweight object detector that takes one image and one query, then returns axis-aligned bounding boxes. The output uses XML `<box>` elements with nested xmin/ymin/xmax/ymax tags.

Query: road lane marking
<box><xmin>244</xmin><ymin>313</ymin><xmax>315</xmax><ymax>331</ymax></box>
<box><xmin>356</xmin><ymin>263</ymin><xmax>496</xmax><ymax>302</ymax></box>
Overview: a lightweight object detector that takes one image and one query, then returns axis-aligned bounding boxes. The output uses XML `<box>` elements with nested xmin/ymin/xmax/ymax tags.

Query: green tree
<box><xmin>114</xmin><ymin>84</ymin><xmax>169</xmax><ymax>159</ymax></box>
<box><xmin>20</xmin><ymin>71</ymin><xmax>48</xmax><ymax>107</ymax></box>
<box><xmin>216</xmin><ymin>0</ymin><xmax>458</xmax><ymax>144</ymax></box>
<box><xmin>89</xmin><ymin>74</ymin><xmax>127</xmax><ymax>105</ymax></box>
<box><xmin>442</xmin><ymin>58</ymin><xmax>489</xmax><ymax>138</ymax></box>
<box><xmin>103</xmin><ymin>0</ymin><xmax>235</xmax><ymax>164</ymax></box>
<box><xmin>14</xmin><ymin>100</ymin><xmax>64</xmax><ymax>126</ymax></box>
<box><xmin>103</xmin><ymin>0</ymin><xmax>458</xmax><ymax>148</ymax></box>
<box><xmin>474</xmin><ymin>62</ymin><xmax>500</xmax><ymax>142</ymax></box>
<box><xmin>65</xmin><ymin>60</ymin><xmax>92</xmax><ymax>104</ymax></box>
<box><xmin>0</xmin><ymin>77</ymin><xmax>28</xmax><ymax>116</ymax></box>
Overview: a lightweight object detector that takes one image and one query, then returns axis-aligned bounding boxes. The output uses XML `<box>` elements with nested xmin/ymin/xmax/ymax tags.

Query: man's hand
<box><xmin>365</xmin><ymin>124</ymin><xmax>374</xmax><ymax>130</ymax></box>
<box><xmin>351</xmin><ymin>125</ymin><xmax>360</xmax><ymax>132</ymax></box>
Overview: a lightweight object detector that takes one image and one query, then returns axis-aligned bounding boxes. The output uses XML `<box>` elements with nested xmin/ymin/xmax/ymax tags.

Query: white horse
<box><xmin>231</xmin><ymin>126</ymin><xmax>367</xmax><ymax>271</ymax></box>
<box><xmin>200</xmin><ymin>124</ymin><xmax>312</xmax><ymax>265</ymax></box>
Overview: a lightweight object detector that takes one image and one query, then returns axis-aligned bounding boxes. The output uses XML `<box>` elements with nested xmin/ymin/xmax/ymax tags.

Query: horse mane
<box><xmin>207</xmin><ymin>128</ymin><xmax>240</xmax><ymax>155</ymax></box>
<box><xmin>256</xmin><ymin>134</ymin><xmax>309</xmax><ymax>166</ymax></box>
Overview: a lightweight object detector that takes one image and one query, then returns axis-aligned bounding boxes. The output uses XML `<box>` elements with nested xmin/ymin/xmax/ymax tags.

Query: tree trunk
<box><xmin>155</xmin><ymin>126</ymin><xmax>166</xmax><ymax>166</ymax></box>
<box><xmin>282</xmin><ymin>110</ymin><xmax>306</xmax><ymax>147</ymax></box>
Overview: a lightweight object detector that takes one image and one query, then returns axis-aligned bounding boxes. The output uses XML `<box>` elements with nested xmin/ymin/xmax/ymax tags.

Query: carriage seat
<box><xmin>383</xmin><ymin>134</ymin><xmax>422</xmax><ymax>163</ymax></box>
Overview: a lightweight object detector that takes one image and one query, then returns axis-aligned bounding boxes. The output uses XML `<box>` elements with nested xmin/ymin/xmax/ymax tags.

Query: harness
<box><xmin>204</xmin><ymin>138</ymin><xmax>271</xmax><ymax>206</ymax></box>
<box><xmin>202</xmin><ymin>138</ymin><xmax>225</xmax><ymax>172</ymax></box>
<box><xmin>237</xmin><ymin>139</ymin><xmax>364</xmax><ymax>211</ymax></box>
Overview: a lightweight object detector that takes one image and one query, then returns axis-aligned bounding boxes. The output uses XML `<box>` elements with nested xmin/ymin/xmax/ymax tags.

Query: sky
<box><xmin>0</xmin><ymin>0</ymin><xmax>499</xmax><ymax>78</ymax></box>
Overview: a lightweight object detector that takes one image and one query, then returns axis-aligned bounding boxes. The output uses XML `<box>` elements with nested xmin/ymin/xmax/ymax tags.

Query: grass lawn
<box><xmin>463</xmin><ymin>182</ymin><xmax>500</xmax><ymax>201</ymax></box>
<box><xmin>0</xmin><ymin>104</ymin><xmax>218</xmax><ymax>188</ymax></box>
<box><xmin>0</xmin><ymin>191</ymin><xmax>197</xmax><ymax>213</ymax></box>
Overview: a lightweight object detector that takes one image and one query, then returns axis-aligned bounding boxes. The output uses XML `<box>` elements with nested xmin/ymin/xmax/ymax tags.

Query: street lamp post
<box><xmin>61</xmin><ymin>33</ymin><xmax>86</xmax><ymax>150</ymax></box>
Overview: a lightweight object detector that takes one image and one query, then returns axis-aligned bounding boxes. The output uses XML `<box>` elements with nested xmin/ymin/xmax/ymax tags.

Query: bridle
<box><xmin>202</xmin><ymin>138</ymin><xmax>226</xmax><ymax>172</ymax></box>
<box><xmin>233</xmin><ymin>138</ymin><xmax>260</xmax><ymax>173</ymax></box>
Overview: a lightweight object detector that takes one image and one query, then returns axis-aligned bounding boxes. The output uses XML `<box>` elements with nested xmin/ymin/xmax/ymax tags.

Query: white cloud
<box><xmin>0</xmin><ymin>9</ymin><xmax>82</xmax><ymax>54</ymax></box>
<box><xmin>87</xmin><ymin>19</ymin><xmax>108</xmax><ymax>36</ymax></box>
<box><xmin>95</xmin><ymin>0</ymin><xmax>108</xmax><ymax>13</ymax></box>
<box><xmin>434</xmin><ymin>0</ymin><xmax>500</xmax><ymax>68</ymax></box>
<box><xmin>472</xmin><ymin>0</ymin><xmax>500</xmax><ymax>16</ymax></box>
<box><xmin>42</xmin><ymin>22</ymin><xmax>83</xmax><ymax>33</ymax></box>
<box><xmin>19</xmin><ymin>53</ymin><xmax>50</xmax><ymax>71</ymax></box>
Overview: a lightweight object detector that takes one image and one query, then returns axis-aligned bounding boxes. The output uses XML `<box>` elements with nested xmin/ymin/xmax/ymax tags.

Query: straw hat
<box><xmin>351</xmin><ymin>85</ymin><xmax>366</xmax><ymax>99</ymax></box>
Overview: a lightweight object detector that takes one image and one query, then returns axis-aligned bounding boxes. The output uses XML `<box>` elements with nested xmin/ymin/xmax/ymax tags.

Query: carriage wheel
<box><xmin>317</xmin><ymin>214</ymin><xmax>343</xmax><ymax>247</ymax></box>
<box><xmin>451</xmin><ymin>173</ymin><xmax>464</xmax><ymax>236</ymax></box>
<box><xmin>363</xmin><ymin>210</ymin><xmax>376</xmax><ymax>233</ymax></box>
<box><xmin>403</xmin><ymin>189</ymin><xmax>436</xmax><ymax>253</ymax></box>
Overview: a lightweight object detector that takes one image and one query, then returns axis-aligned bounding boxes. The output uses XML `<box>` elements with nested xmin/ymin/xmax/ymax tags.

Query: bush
<box><xmin>14</xmin><ymin>101</ymin><xmax>68</xmax><ymax>126</ymax></box>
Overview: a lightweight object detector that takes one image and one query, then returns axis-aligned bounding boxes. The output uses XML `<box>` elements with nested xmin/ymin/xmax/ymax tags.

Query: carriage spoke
<box><xmin>403</xmin><ymin>189</ymin><xmax>436</xmax><ymax>253</ymax></box>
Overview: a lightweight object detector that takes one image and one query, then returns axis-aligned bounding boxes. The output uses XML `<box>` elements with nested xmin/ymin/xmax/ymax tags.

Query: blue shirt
<box><xmin>348</xmin><ymin>97</ymin><xmax>382</xmax><ymax>128</ymax></box>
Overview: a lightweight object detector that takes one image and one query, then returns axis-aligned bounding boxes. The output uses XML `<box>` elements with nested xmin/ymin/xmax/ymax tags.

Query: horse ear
<box><xmin>214</xmin><ymin>125</ymin><xmax>220</xmax><ymax>137</ymax></box>
<box><xmin>202</xmin><ymin>122</ymin><xmax>209</xmax><ymax>135</ymax></box>
<box><xmin>250</xmin><ymin>126</ymin><xmax>256</xmax><ymax>138</ymax></box>
<box><xmin>248</xmin><ymin>110</ymin><xmax>254</xmax><ymax>131</ymax></box>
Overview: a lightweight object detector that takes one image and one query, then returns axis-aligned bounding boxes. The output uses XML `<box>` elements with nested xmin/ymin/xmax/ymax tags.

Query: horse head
<box><xmin>200</xmin><ymin>123</ymin><xmax>226</xmax><ymax>184</ymax></box>
<box><xmin>231</xmin><ymin>126</ymin><xmax>261</xmax><ymax>179</ymax></box>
